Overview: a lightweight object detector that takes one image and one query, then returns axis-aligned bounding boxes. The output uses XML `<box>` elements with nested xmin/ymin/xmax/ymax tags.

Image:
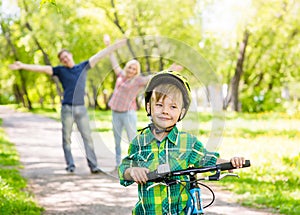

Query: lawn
<box><xmin>207</xmin><ymin>112</ymin><xmax>299</xmax><ymax>215</ymax></box>
<box><xmin>0</xmin><ymin>119</ymin><xmax>44</xmax><ymax>214</ymax></box>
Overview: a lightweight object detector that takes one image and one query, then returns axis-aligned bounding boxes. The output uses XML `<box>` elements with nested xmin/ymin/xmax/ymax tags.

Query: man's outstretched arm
<box><xmin>89</xmin><ymin>38</ymin><xmax>127</xmax><ymax>68</ymax></box>
<box><xmin>9</xmin><ymin>61</ymin><xmax>53</xmax><ymax>75</ymax></box>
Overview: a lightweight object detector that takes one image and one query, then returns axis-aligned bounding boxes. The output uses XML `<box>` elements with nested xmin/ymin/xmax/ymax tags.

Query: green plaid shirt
<box><xmin>119</xmin><ymin>126</ymin><xmax>219</xmax><ymax>215</ymax></box>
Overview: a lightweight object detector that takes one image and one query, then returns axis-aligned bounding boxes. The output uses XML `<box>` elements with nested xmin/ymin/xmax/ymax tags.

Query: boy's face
<box><xmin>148</xmin><ymin>93</ymin><xmax>184</xmax><ymax>130</ymax></box>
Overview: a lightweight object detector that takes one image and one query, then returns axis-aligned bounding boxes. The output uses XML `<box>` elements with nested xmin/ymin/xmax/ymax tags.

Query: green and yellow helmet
<box><xmin>144</xmin><ymin>70</ymin><xmax>191</xmax><ymax>121</ymax></box>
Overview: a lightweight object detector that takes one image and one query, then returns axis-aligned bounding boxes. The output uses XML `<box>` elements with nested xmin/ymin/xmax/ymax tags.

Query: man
<box><xmin>9</xmin><ymin>40</ymin><xmax>126</xmax><ymax>173</ymax></box>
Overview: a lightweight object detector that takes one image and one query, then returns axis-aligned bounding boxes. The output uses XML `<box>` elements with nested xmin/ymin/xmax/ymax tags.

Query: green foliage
<box><xmin>0</xmin><ymin>141</ymin><xmax>19</xmax><ymax>166</ymax></box>
<box><xmin>1</xmin><ymin>0</ymin><xmax>300</xmax><ymax>112</ymax></box>
<box><xmin>0</xmin><ymin>128</ymin><xmax>20</xmax><ymax>166</ymax></box>
<box><xmin>225</xmin><ymin>128</ymin><xmax>299</xmax><ymax>139</ymax></box>
<box><xmin>0</xmin><ymin>122</ymin><xmax>43</xmax><ymax>214</ymax></box>
<box><xmin>282</xmin><ymin>153</ymin><xmax>300</xmax><ymax>169</ymax></box>
<box><xmin>238</xmin><ymin>0</ymin><xmax>300</xmax><ymax>113</ymax></box>
<box><xmin>0</xmin><ymin>173</ymin><xmax>43</xmax><ymax>214</ymax></box>
<box><xmin>40</xmin><ymin>0</ymin><xmax>56</xmax><ymax>7</ymax></box>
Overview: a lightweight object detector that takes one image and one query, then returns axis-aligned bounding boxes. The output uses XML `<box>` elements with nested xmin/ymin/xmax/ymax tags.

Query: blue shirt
<box><xmin>52</xmin><ymin>61</ymin><xmax>90</xmax><ymax>105</ymax></box>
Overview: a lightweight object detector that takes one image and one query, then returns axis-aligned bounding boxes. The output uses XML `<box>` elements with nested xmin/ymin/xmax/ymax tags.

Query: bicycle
<box><xmin>146</xmin><ymin>160</ymin><xmax>251</xmax><ymax>215</ymax></box>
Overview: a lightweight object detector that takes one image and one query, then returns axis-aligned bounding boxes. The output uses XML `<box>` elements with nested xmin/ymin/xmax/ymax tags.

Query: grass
<box><xmin>218</xmin><ymin>155</ymin><xmax>300</xmax><ymax>215</ymax></box>
<box><xmin>214</xmin><ymin>112</ymin><xmax>300</xmax><ymax>215</ymax></box>
<box><xmin>10</xmin><ymin>105</ymin><xmax>300</xmax><ymax>214</ymax></box>
<box><xmin>0</xmin><ymin>119</ymin><xmax>44</xmax><ymax>214</ymax></box>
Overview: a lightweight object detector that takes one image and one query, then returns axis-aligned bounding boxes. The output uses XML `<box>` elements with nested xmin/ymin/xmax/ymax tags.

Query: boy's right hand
<box><xmin>127</xmin><ymin>167</ymin><xmax>150</xmax><ymax>184</ymax></box>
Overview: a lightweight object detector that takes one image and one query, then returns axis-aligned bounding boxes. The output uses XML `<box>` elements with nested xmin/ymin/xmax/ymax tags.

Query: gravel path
<box><xmin>0</xmin><ymin>106</ymin><xmax>276</xmax><ymax>215</ymax></box>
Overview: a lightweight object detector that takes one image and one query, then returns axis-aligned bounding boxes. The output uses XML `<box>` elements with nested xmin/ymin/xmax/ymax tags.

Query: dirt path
<box><xmin>0</xmin><ymin>106</ymin><xmax>276</xmax><ymax>215</ymax></box>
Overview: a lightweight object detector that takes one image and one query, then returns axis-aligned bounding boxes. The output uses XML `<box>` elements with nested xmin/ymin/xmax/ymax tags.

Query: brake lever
<box><xmin>146</xmin><ymin>179</ymin><xmax>180</xmax><ymax>191</ymax></box>
<box><xmin>205</xmin><ymin>169</ymin><xmax>239</xmax><ymax>181</ymax></box>
<box><xmin>219</xmin><ymin>173</ymin><xmax>239</xmax><ymax>180</ymax></box>
<box><xmin>147</xmin><ymin>182</ymin><xmax>168</xmax><ymax>191</ymax></box>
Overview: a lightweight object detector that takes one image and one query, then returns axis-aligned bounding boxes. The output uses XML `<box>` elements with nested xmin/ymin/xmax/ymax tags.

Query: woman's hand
<box><xmin>103</xmin><ymin>34</ymin><xmax>111</xmax><ymax>46</ymax></box>
<box><xmin>168</xmin><ymin>63</ymin><xmax>183</xmax><ymax>72</ymax></box>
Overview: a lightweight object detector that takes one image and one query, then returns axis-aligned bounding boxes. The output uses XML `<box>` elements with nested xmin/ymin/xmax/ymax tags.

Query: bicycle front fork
<box><xmin>185</xmin><ymin>183</ymin><xmax>204</xmax><ymax>215</ymax></box>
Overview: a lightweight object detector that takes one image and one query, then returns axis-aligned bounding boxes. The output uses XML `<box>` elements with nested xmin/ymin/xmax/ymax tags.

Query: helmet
<box><xmin>144</xmin><ymin>70</ymin><xmax>191</xmax><ymax>120</ymax></box>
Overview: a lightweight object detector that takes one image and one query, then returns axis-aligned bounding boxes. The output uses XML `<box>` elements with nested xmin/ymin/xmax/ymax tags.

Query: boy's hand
<box><xmin>230</xmin><ymin>157</ymin><xmax>245</xmax><ymax>169</ymax></box>
<box><xmin>127</xmin><ymin>167</ymin><xmax>150</xmax><ymax>184</ymax></box>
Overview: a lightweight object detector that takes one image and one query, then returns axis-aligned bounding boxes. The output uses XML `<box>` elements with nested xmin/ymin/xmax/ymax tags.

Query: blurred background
<box><xmin>0</xmin><ymin>0</ymin><xmax>299</xmax><ymax>114</ymax></box>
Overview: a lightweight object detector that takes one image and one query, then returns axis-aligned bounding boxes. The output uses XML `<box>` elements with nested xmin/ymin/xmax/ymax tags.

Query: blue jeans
<box><xmin>112</xmin><ymin>110</ymin><xmax>137</xmax><ymax>166</ymax></box>
<box><xmin>61</xmin><ymin>105</ymin><xmax>98</xmax><ymax>170</ymax></box>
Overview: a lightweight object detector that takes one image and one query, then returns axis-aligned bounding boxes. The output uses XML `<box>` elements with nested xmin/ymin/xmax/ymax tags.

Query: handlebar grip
<box><xmin>147</xmin><ymin>171</ymin><xmax>159</xmax><ymax>181</ymax></box>
<box><xmin>218</xmin><ymin>160</ymin><xmax>251</xmax><ymax>171</ymax></box>
<box><xmin>147</xmin><ymin>171</ymin><xmax>170</xmax><ymax>182</ymax></box>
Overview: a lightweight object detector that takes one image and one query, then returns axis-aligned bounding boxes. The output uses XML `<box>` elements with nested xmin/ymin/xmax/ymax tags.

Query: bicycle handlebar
<box><xmin>147</xmin><ymin>160</ymin><xmax>251</xmax><ymax>182</ymax></box>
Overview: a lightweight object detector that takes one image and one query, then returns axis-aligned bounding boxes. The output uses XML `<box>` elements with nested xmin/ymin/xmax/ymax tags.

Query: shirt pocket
<box><xmin>168</xmin><ymin>150</ymin><xmax>190</xmax><ymax>171</ymax></box>
<box><xmin>134</xmin><ymin>150</ymin><xmax>155</xmax><ymax>168</ymax></box>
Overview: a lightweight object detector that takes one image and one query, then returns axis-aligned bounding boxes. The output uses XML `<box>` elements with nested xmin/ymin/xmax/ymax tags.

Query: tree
<box><xmin>1</xmin><ymin>0</ymin><xmax>299</xmax><ymax>113</ymax></box>
<box><xmin>224</xmin><ymin>29</ymin><xmax>249</xmax><ymax>111</ymax></box>
<box><xmin>198</xmin><ymin>0</ymin><xmax>300</xmax><ymax>112</ymax></box>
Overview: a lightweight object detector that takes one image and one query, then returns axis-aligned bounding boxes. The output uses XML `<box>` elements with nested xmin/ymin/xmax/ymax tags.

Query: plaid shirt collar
<box><xmin>143</xmin><ymin>125</ymin><xmax>179</xmax><ymax>146</ymax></box>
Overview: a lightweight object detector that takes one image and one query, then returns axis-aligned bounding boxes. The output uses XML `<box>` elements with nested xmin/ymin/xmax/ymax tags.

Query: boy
<box><xmin>119</xmin><ymin>70</ymin><xmax>245</xmax><ymax>214</ymax></box>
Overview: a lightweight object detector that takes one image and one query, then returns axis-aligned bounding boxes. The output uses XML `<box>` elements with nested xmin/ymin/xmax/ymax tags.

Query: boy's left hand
<box><xmin>230</xmin><ymin>157</ymin><xmax>246</xmax><ymax>169</ymax></box>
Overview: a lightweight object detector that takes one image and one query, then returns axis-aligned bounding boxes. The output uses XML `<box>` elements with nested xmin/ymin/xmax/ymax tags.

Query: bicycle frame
<box><xmin>185</xmin><ymin>174</ymin><xmax>204</xmax><ymax>215</ymax></box>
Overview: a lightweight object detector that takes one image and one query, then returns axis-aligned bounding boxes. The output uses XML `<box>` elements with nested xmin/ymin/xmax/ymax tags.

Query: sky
<box><xmin>1</xmin><ymin>0</ymin><xmax>20</xmax><ymax>18</ymax></box>
<box><xmin>199</xmin><ymin>0</ymin><xmax>252</xmax><ymax>47</ymax></box>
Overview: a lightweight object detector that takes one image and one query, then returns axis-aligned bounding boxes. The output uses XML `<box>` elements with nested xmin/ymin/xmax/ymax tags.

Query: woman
<box><xmin>104</xmin><ymin>35</ymin><xmax>151</xmax><ymax>168</ymax></box>
<box><xmin>104</xmin><ymin>35</ymin><xmax>183</xmax><ymax>168</ymax></box>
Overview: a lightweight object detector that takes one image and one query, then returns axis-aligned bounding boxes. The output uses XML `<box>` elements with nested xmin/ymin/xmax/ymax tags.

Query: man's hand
<box><xmin>8</xmin><ymin>61</ymin><xmax>53</xmax><ymax>75</ymax></box>
<box><xmin>9</xmin><ymin>61</ymin><xmax>23</xmax><ymax>70</ymax></box>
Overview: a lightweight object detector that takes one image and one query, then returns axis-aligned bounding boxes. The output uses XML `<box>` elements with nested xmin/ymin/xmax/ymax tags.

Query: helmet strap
<box><xmin>178</xmin><ymin>108</ymin><xmax>186</xmax><ymax>121</ymax></box>
<box><xmin>149</xmin><ymin>123</ymin><xmax>175</xmax><ymax>134</ymax></box>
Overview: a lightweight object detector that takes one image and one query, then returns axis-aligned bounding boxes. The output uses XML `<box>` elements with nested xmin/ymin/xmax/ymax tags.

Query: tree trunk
<box><xmin>134</xmin><ymin>5</ymin><xmax>151</xmax><ymax>73</ymax></box>
<box><xmin>89</xmin><ymin>79</ymin><xmax>101</xmax><ymax>109</ymax></box>
<box><xmin>110</xmin><ymin>0</ymin><xmax>136</xmax><ymax>59</ymax></box>
<box><xmin>13</xmin><ymin>84</ymin><xmax>25</xmax><ymax>106</ymax></box>
<box><xmin>1</xmin><ymin>21</ymin><xmax>33</xmax><ymax>109</ymax></box>
<box><xmin>224</xmin><ymin>30</ymin><xmax>249</xmax><ymax>111</ymax></box>
<box><xmin>24</xmin><ymin>19</ymin><xmax>63</xmax><ymax>105</ymax></box>
<box><xmin>18</xmin><ymin>70</ymin><xmax>32</xmax><ymax>109</ymax></box>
